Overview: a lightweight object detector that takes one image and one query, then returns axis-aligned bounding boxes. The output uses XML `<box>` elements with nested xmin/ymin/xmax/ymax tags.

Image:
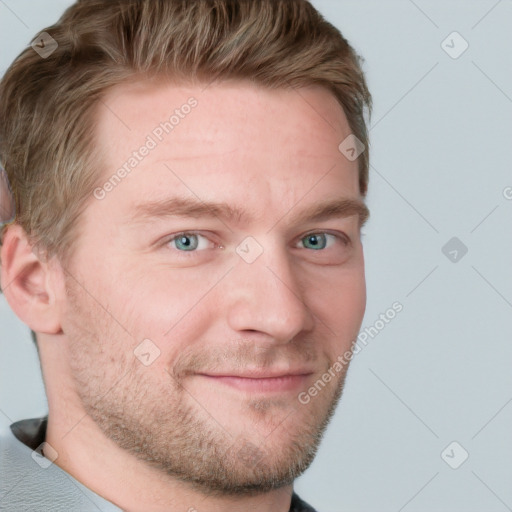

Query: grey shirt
<box><xmin>0</xmin><ymin>417</ymin><xmax>317</xmax><ymax>512</ymax></box>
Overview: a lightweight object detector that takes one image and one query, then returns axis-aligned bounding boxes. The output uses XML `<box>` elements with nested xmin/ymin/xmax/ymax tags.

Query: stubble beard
<box><xmin>64</xmin><ymin>282</ymin><xmax>350</xmax><ymax>497</ymax></box>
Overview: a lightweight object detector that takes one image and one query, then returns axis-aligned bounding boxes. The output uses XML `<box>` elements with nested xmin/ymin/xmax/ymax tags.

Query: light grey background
<box><xmin>1</xmin><ymin>1</ymin><xmax>511</xmax><ymax>511</ymax></box>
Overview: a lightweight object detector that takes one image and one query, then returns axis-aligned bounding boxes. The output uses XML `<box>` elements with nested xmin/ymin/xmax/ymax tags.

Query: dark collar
<box><xmin>10</xmin><ymin>415</ymin><xmax>47</xmax><ymax>450</ymax></box>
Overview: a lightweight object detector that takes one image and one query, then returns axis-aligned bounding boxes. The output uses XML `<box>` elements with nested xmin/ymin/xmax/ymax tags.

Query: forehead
<box><xmin>96</xmin><ymin>78</ymin><xmax>353</xmax><ymax>162</ymax></box>
<box><xmin>90</xmin><ymin>79</ymin><xmax>361</xmax><ymax>225</ymax></box>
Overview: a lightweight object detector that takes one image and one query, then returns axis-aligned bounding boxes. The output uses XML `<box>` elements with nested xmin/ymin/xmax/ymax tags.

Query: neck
<box><xmin>45</xmin><ymin>409</ymin><xmax>294</xmax><ymax>512</ymax></box>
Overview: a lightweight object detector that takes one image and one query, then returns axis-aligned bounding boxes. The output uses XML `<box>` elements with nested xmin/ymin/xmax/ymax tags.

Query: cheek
<box><xmin>64</xmin><ymin>253</ymin><xmax>152</xmax><ymax>351</ymax></box>
<box><xmin>348</xmin><ymin>271</ymin><xmax>367</xmax><ymax>322</ymax></box>
<box><xmin>332</xmin><ymin>277</ymin><xmax>366</xmax><ymax>325</ymax></box>
<box><xmin>308</xmin><ymin>265</ymin><xmax>366</xmax><ymax>350</ymax></box>
<box><xmin>100</xmin><ymin>264</ymin><xmax>220</xmax><ymax>359</ymax></box>
<box><xmin>337</xmin><ymin>250</ymin><xmax>367</xmax><ymax>324</ymax></box>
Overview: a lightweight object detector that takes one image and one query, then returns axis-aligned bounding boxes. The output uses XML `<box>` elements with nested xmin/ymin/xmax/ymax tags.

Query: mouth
<box><xmin>196</xmin><ymin>370</ymin><xmax>314</xmax><ymax>393</ymax></box>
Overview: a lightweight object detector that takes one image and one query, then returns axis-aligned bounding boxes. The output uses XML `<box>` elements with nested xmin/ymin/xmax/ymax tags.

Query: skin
<box><xmin>1</xmin><ymin>80</ymin><xmax>368</xmax><ymax>512</ymax></box>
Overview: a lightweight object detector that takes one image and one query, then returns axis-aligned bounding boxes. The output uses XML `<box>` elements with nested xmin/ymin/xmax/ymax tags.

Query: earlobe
<box><xmin>0</xmin><ymin>224</ymin><xmax>62</xmax><ymax>334</ymax></box>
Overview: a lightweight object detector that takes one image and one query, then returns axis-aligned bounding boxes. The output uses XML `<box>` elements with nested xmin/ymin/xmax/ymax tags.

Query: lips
<box><xmin>196</xmin><ymin>370</ymin><xmax>314</xmax><ymax>393</ymax></box>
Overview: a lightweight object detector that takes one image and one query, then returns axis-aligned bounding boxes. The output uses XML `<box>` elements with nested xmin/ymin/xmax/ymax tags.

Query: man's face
<box><xmin>59</xmin><ymin>80</ymin><xmax>367</xmax><ymax>494</ymax></box>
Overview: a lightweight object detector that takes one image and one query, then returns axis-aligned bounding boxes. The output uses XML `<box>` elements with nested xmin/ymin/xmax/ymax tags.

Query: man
<box><xmin>0</xmin><ymin>0</ymin><xmax>372</xmax><ymax>510</ymax></box>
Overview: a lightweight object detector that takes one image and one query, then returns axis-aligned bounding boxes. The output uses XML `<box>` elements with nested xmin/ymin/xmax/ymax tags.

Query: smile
<box><xmin>196</xmin><ymin>373</ymin><xmax>313</xmax><ymax>393</ymax></box>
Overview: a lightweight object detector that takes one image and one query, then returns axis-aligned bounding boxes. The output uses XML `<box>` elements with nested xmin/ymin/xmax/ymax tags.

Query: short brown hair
<box><xmin>0</xmin><ymin>0</ymin><xmax>371</xmax><ymax>263</ymax></box>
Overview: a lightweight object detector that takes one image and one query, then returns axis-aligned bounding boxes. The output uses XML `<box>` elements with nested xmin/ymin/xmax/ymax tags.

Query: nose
<box><xmin>225</xmin><ymin>239</ymin><xmax>315</xmax><ymax>344</ymax></box>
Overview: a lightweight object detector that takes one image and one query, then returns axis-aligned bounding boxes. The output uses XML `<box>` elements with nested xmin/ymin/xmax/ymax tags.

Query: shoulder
<box><xmin>0</xmin><ymin>420</ymin><xmax>121</xmax><ymax>511</ymax></box>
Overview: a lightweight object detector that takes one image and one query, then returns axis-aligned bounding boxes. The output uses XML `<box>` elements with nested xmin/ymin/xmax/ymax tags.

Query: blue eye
<box><xmin>174</xmin><ymin>234</ymin><xmax>197</xmax><ymax>251</ymax></box>
<box><xmin>163</xmin><ymin>231</ymin><xmax>348</xmax><ymax>256</ymax></box>
<box><xmin>301</xmin><ymin>233</ymin><xmax>342</xmax><ymax>250</ymax></box>
<box><xmin>302</xmin><ymin>233</ymin><xmax>327</xmax><ymax>250</ymax></box>
<box><xmin>169</xmin><ymin>232</ymin><xmax>210</xmax><ymax>252</ymax></box>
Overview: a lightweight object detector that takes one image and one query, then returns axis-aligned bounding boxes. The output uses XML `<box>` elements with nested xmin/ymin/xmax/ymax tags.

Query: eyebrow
<box><xmin>129</xmin><ymin>196</ymin><xmax>369</xmax><ymax>228</ymax></box>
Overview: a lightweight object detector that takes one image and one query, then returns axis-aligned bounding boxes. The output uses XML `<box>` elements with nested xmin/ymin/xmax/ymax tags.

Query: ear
<box><xmin>0</xmin><ymin>224</ymin><xmax>62</xmax><ymax>334</ymax></box>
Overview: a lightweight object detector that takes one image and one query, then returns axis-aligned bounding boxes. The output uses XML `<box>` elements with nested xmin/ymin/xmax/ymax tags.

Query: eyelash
<box><xmin>162</xmin><ymin>230</ymin><xmax>351</xmax><ymax>256</ymax></box>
